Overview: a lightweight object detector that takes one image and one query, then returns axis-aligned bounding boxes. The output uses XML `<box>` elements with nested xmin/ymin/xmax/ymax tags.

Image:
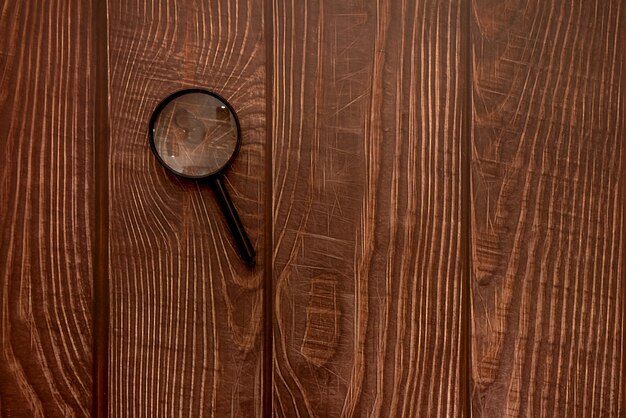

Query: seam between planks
<box><xmin>92</xmin><ymin>0</ymin><xmax>111</xmax><ymax>416</ymax></box>
<box><xmin>461</xmin><ymin>0</ymin><xmax>473</xmax><ymax>415</ymax></box>
<box><xmin>620</xmin><ymin>0</ymin><xmax>626</xmax><ymax>411</ymax></box>
<box><xmin>263</xmin><ymin>0</ymin><xmax>275</xmax><ymax>416</ymax></box>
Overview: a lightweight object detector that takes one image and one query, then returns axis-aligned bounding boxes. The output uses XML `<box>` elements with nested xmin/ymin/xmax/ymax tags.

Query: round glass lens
<box><xmin>151</xmin><ymin>92</ymin><xmax>239</xmax><ymax>177</ymax></box>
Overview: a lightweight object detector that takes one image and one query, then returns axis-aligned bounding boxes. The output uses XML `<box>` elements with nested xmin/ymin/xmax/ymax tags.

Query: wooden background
<box><xmin>0</xmin><ymin>1</ymin><xmax>94</xmax><ymax>416</ymax></box>
<box><xmin>0</xmin><ymin>0</ymin><xmax>623</xmax><ymax>417</ymax></box>
<box><xmin>106</xmin><ymin>0</ymin><xmax>267</xmax><ymax>416</ymax></box>
<box><xmin>270</xmin><ymin>0</ymin><xmax>467</xmax><ymax>416</ymax></box>
<box><xmin>471</xmin><ymin>1</ymin><xmax>625</xmax><ymax>416</ymax></box>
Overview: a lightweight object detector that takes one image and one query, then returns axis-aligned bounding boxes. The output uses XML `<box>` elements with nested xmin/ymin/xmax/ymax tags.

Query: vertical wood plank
<box><xmin>470</xmin><ymin>0</ymin><xmax>625</xmax><ymax>415</ymax></box>
<box><xmin>106</xmin><ymin>0</ymin><xmax>266</xmax><ymax>416</ymax></box>
<box><xmin>0</xmin><ymin>1</ymin><xmax>94</xmax><ymax>416</ymax></box>
<box><xmin>271</xmin><ymin>0</ymin><xmax>467</xmax><ymax>416</ymax></box>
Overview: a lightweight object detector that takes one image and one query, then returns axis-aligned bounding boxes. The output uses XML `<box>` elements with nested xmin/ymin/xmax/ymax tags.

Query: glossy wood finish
<box><xmin>0</xmin><ymin>1</ymin><xmax>94</xmax><ymax>416</ymax></box>
<box><xmin>106</xmin><ymin>0</ymin><xmax>266</xmax><ymax>415</ymax></box>
<box><xmin>470</xmin><ymin>1</ymin><xmax>625</xmax><ymax>416</ymax></box>
<box><xmin>270</xmin><ymin>0</ymin><xmax>467</xmax><ymax>415</ymax></box>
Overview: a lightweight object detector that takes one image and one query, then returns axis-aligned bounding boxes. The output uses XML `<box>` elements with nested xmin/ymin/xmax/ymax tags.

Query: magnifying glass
<box><xmin>148</xmin><ymin>88</ymin><xmax>256</xmax><ymax>266</ymax></box>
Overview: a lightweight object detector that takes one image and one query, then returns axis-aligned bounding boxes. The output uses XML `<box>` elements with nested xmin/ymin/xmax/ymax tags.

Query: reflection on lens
<box><xmin>152</xmin><ymin>92</ymin><xmax>238</xmax><ymax>177</ymax></box>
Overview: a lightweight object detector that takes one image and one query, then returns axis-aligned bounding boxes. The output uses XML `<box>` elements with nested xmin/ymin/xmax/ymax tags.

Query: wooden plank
<box><xmin>470</xmin><ymin>0</ymin><xmax>625</xmax><ymax>415</ymax></box>
<box><xmin>106</xmin><ymin>0</ymin><xmax>266</xmax><ymax>416</ymax></box>
<box><xmin>0</xmin><ymin>1</ymin><xmax>94</xmax><ymax>416</ymax></box>
<box><xmin>271</xmin><ymin>0</ymin><xmax>467</xmax><ymax>416</ymax></box>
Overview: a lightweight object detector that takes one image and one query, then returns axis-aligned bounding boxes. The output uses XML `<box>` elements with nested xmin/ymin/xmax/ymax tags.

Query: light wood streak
<box><xmin>271</xmin><ymin>0</ymin><xmax>466</xmax><ymax>416</ymax></box>
<box><xmin>0</xmin><ymin>1</ymin><xmax>94</xmax><ymax>416</ymax></box>
<box><xmin>107</xmin><ymin>0</ymin><xmax>266</xmax><ymax>416</ymax></box>
<box><xmin>470</xmin><ymin>0</ymin><xmax>625</xmax><ymax>415</ymax></box>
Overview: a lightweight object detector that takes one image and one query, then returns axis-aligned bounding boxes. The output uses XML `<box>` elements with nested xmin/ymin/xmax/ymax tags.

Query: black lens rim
<box><xmin>148</xmin><ymin>88</ymin><xmax>242</xmax><ymax>179</ymax></box>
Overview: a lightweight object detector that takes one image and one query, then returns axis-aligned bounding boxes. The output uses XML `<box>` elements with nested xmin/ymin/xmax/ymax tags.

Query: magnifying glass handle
<box><xmin>210</xmin><ymin>177</ymin><xmax>256</xmax><ymax>267</ymax></box>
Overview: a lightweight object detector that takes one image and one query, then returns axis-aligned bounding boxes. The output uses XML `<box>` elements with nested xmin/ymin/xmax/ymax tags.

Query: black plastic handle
<box><xmin>210</xmin><ymin>176</ymin><xmax>256</xmax><ymax>267</ymax></box>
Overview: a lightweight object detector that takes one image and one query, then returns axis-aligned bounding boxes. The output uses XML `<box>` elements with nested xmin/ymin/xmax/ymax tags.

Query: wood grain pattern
<box><xmin>3</xmin><ymin>0</ymin><xmax>625</xmax><ymax>415</ymax></box>
<box><xmin>471</xmin><ymin>0</ymin><xmax>625</xmax><ymax>415</ymax></box>
<box><xmin>106</xmin><ymin>0</ymin><xmax>266</xmax><ymax>416</ymax></box>
<box><xmin>0</xmin><ymin>1</ymin><xmax>94</xmax><ymax>416</ymax></box>
<box><xmin>271</xmin><ymin>0</ymin><xmax>467</xmax><ymax>416</ymax></box>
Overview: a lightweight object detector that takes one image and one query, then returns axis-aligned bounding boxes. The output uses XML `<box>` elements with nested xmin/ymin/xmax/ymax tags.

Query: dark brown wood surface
<box><xmin>471</xmin><ymin>0</ymin><xmax>625</xmax><ymax>416</ymax></box>
<box><xmin>271</xmin><ymin>0</ymin><xmax>468</xmax><ymax>416</ymax></box>
<box><xmin>2</xmin><ymin>0</ymin><xmax>625</xmax><ymax>416</ymax></box>
<box><xmin>106</xmin><ymin>0</ymin><xmax>267</xmax><ymax>416</ymax></box>
<box><xmin>0</xmin><ymin>1</ymin><xmax>94</xmax><ymax>416</ymax></box>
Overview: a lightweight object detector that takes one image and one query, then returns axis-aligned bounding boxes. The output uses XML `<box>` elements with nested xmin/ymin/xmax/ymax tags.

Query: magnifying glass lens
<box><xmin>152</xmin><ymin>92</ymin><xmax>238</xmax><ymax>177</ymax></box>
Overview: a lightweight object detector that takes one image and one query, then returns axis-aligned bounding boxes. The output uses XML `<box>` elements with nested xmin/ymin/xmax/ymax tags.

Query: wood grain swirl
<box><xmin>271</xmin><ymin>0</ymin><xmax>467</xmax><ymax>416</ymax></box>
<box><xmin>299</xmin><ymin>275</ymin><xmax>340</xmax><ymax>367</ymax></box>
<box><xmin>471</xmin><ymin>0</ymin><xmax>625</xmax><ymax>415</ymax></box>
<box><xmin>107</xmin><ymin>0</ymin><xmax>266</xmax><ymax>416</ymax></box>
<box><xmin>0</xmin><ymin>1</ymin><xmax>94</xmax><ymax>416</ymax></box>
